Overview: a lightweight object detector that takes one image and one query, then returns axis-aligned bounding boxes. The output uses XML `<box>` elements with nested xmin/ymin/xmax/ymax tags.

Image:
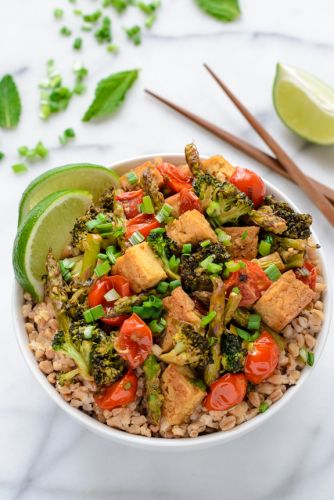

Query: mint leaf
<box><xmin>0</xmin><ymin>75</ymin><xmax>22</xmax><ymax>129</ymax></box>
<box><xmin>195</xmin><ymin>0</ymin><xmax>240</xmax><ymax>22</ymax></box>
<box><xmin>82</xmin><ymin>69</ymin><xmax>139</xmax><ymax>122</ymax></box>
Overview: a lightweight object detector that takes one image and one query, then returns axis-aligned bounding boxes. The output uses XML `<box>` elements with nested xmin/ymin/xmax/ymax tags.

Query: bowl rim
<box><xmin>12</xmin><ymin>152</ymin><xmax>333</xmax><ymax>450</ymax></box>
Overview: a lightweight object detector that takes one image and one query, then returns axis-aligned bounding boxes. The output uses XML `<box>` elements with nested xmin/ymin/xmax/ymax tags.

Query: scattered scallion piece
<box><xmin>259</xmin><ymin>402</ymin><xmax>269</xmax><ymax>413</ymax></box>
<box><xmin>83</xmin><ymin>10</ymin><xmax>102</xmax><ymax>23</ymax></box>
<box><xmin>85</xmin><ymin>213</ymin><xmax>107</xmax><ymax>231</ymax></box>
<box><xmin>73</xmin><ymin>37</ymin><xmax>83</xmax><ymax>50</ymax></box>
<box><xmin>12</xmin><ymin>163</ymin><xmax>28</xmax><ymax>174</ymax></box>
<box><xmin>97</xmin><ymin>253</ymin><xmax>107</xmax><ymax>260</ymax></box>
<box><xmin>129</xmin><ymin>230</ymin><xmax>145</xmax><ymax>245</ymax></box>
<box><xmin>104</xmin><ymin>288</ymin><xmax>120</xmax><ymax>302</ymax></box>
<box><xmin>60</xmin><ymin>26</ymin><xmax>72</xmax><ymax>36</ymax></box>
<box><xmin>231</xmin><ymin>287</ymin><xmax>240</xmax><ymax>294</ymax></box>
<box><xmin>95</xmin><ymin>16</ymin><xmax>112</xmax><ymax>44</ymax></box>
<box><xmin>104</xmin><ymin>0</ymin><xmax>129</xmax><ymax>13</ymax></box>
<box><xmin>59</xmin><ymin>127</ymin><xmax>76</xmax><ymax>145</ymax></box>
<box><xmin>126</xmin><ymin>171</ymin><xmax>138</xmax><ymax>185</ymax></box>
<box><xmin>155</xmin><ymin>203</ymin><xmax>172</xmax><ymax>223</ymax></box>
<box><xmin>125</xmin><ymin>25</ymin><xmax>141</xmax><ymax>45</ymax></box>
<box><xmin>182</xmin><ymin>243</ymin><xmax>192</xmax><ymax>254</ymax></box>
<box><xmin>140</xmin><ymin>195</ymin><xmax>155</xmax><ymax>214</ymax></box>
<box><xmin>84</xmin><ymin>304</ymin><xmax>105</xmax><ymax>322</ymax></box>
<box><xmin>307</xmin><ymin>351</ymin><xmax>315</xmax><ymax>366</ymax></box>
<box><xmin>200</xmin><ymin>239</ymin><xmax>211</xmax><ymax>248</ymax></box>
<box><xmin>83</xmin><ymin>325</ymin><xmax>94</xmax><ymax>339</ymax></box>
<box><xmin>258</xmin><ymin>240</ymin><xmax>271</xmax><ymax>257</ymax></box>
<box><xmin>169</xmin><ymin>255</ymin><xmax>180</xmax><ymax>273</ymax></box>
<box><xmin>96</xmin><ymin>222</ymin><xmax>113</xmax><ymax>233</ymax></box>
<box><xmin>17</xmin><ymin>141</ymin><xmax>48</xmax><ymax>160</ymax></box>
<box><xmin>206</xmin><ymin>262</ymin><xmax>223</xmax><ymax>274</ymax></box>
<box><xmin>247</xmin><ymin>313</ymin><xmax>261</xmax><ymax>331</ymax></box>
<box><xmin>106</xmin><ymin>43</ymin><xmax>119</xmax><ymax>54</ymax></box>
<box><xmin>200</xmin><ymin>310</ymin><xmax>217</xmax><ymax>327</ymax></box>
<box><xmin>0</xmin><ymin>151</ymin><xmax>5</xmax><ymax>160</ymax></box>
<box><xmin>225</xmin><ymin>260</ymin><xmax>241</xmax><ymax>273</ymax></box>
<box><xmin>169</xmin><ymin>280</ymin><xmax>181</xmax><ymax>291</ymax></box>
<box><xmin>241</xmin><ymin>230</ymin><xmax>248</xmax><ymax>240</ymax></box>
<box><xmin>150</xmin><ymin>227</ymin><xmax>165</xmax><ymax>235</ymax></box>
<box><xmin>94</xmin><ymin>260</ymin><xmax>111</xmax><ymax>277</ymax></box>
<box><xmin>149</xmin><ymin>318</ymin><xmax>166</xmax><ymax>334</ymax></box>
<box><xmin>106</xmin><ymin>245</ymin><xmax>118</xmax><ymax>264</ymax></box>
<box><xmin>156</xmin><ymin>281</ymin><xmax>169</xmax><ymax>294</ymax></box>
<box><xmin>73</xmin><ymin>63</ymin><xmax>88</xmax><ymax>95</ymax></box>
<box><xmin>299</xmin><ymin>347</ymin><xmax>308</xmax><ymax>363</ymax></box>
<box><xmin>54</xmin><ymin>8</ymin><xmax>64</xmax><ymax>19</ymax></box>
<box><xmin>265</xmin><ymin>263</ymin><xmax>281</xmax><ymax>281</ymax></box>
<box><xmin>59</xmin><ymin>259</ymin><xmax>74</xmax><ymax>281</ymax></box>
<box><xmin>235</xmin><ymin>326</ymin><xmax>260</xmax><ymax>342</ymax></box>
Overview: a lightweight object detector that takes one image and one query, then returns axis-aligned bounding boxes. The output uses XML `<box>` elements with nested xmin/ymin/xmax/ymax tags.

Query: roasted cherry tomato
<box><xmin>245</xmin><ymin>331</ymin><xmax>279</xmax><ymax>384</ymax></box>
<box><xmin>115</xmin><ymin>313</ymin><xmax>153</xmax><ymax>368</ymax></box>
<box><xmin>224</xmin><ymin>260</ymin><xmax>272</xmax><ymax>307</ymax></box>
<box><xmin>125</xmin><ymin>213</ymin><xmax>160</xmax><ymax>239</ymax></box>
<box><xmin>295</xmin><ymin>261</ymin><xmax>317</xmax><ymax>290</ymax></box>
<box><xmin>116</xmin><ymin>189</ymin><xmax>143</xmax><ymax>219</ymax></box>
<box><xmin>157</xmin><ymin>163</ymin><xmax>192</xmax><ymax>192</ymax></box>
<box><xmin>204</xmin><ymin>373</ymin><xmax>247</xmax><ymax>411</ymax></box>
<box><xmin>179</xmin><ymin>188</ymin><xmax>202</xmax><ymax>214</ymax></box>
<box><xmin>230</xmin><ymin>167</ymin><xmax>266</xmax><ymax>208</ymax></box>
<box><xmin>94</xmin><ymin>371</ymin><xmax>138</xmax><ymax>410</ymax></box>
<box><xmin>88</xmin><ymin>275</ymin><xmax>131</xmax><ymax>326</ymax></box>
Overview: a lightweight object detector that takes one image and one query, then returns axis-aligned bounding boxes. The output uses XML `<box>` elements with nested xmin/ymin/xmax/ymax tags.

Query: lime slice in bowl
<box><xmin>18</xmin><ymin>163</ymin><xmax>119</xmax><ymax>225</ymax></box>
<box><xmin>13</xmin><ymin>190</ymin><xmax>92</xmax><ymax>301</ymax></box>
<box><xmin>273</xmin><ymin>63</ymin><xmax>334</xmax><ymax>145</ymax></box>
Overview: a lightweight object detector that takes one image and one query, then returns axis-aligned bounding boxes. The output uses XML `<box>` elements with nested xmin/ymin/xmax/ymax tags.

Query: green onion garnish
<box><xmin>222</xmin><ymin>268</ymin><xmax>230</xmax><ymax>279</ymax></box>
<box><xmin>150</xmin><ymin>227</ymin><xmax>166</xmax><ymax>235</ymax></box>
<box><xmin>104</xmin><ymin>288</ymin><xmax>120</xmax><ymax>302</ymax></box>
<box><xmin>155</xmin><ymin>203</ymin><xmax>173</xmax><ymax>223</ymax></box>
<box><xmin>83</xmin><ymin>10</ymin><xmax>102</xmax><ymax>22</ymax></box>
<box><xmin>95</xmin><ymin>16</ymin><xmax>112</xmax><ymax>44</ymax></box>
<box><xmin>125</xmin><ymin>25</ymin><xmax>141</xmax><ymax>45</ymax></box>
<box><xmin>259</xmin><ymin>402</ymin><xmax>269</xmax><ymax>413</ymax></box>
<box><xmin>59</xmin><ymin>259</ymin><xmax>74</xmax><ymax>282</ymax></box>
<box><xmin>235</xmin><ymin>326</ymin><xmax>260</xmax><ymax>342</ymax></box>
<box><xmin>169</xmin><ymin>255</ymin><xmax>180</xmax><ymax>273</ymax></box>
<box><xmin>199</xmin><ymin>255</ymin><xmax>214</xmax><ymax>270</ymax></box>
<box><xmin>54</xmin><ymin>8</ymin><xmax>64</xmax><ymax>19</ymax></box>
<box><xmin>200</xmin><ymin>310</ymin><xmax>217</xmax><ymax>327</ymax></box>
<box><xmin>141</xmin><ymin>195</ymin><xmax>155</xmax><ymax>214</ymax></box>
<box><xmin>215</xmin><ymin>228</ymin><xmax>231</xmax><ymax>246</ymax></box>
<box><xmin>299</xmin><ymin>347</ymin><xmax>308</xmax><ymax>363</ymax></box>
<box><xmin>73</xmin><ymin>37</ymin><xmax>82</xmax><ymax>50</ymax></box>
<box><xmin>265</xmin><ymin>263</ymin><xmax>281</xmax><ymax>281</ymax></box>
<box><xmin>231</xmin><ymin>287</ymin><xmax>240</xmax><ymax>294</ymax></box>
<box><xmin>182</xmin><ymin>243</ymin><xmax>192</xmax><ymax>254</ymax></box>
<box><xmin>12</xmin><ymin>163</ymin><xmax>28</xmax><ymax>174</ymax></box>
<box><xmin>106</xmin><ymin>245</ymin><xmax>118</xmax><ymax>264</ymax></box>
<box><xmin>200</xmin><ymin>239</ymin><xmax>211</xmax><ymax>248</ymax></box>
<box><xmin>259</xmin><ymin>240</ymin><xmax>271</xmax><ymax>257</ymax></box>
<box><xmin>83</xmin><ymin>325</ymin><xmax>94</xmax><ymax>339</ymax></box>
<box><xmin>241</xmin><ymin>231</ymin><xmax>248</xmax><ymax>240</ymax></box>
<box><xmin>106</xmin><ymin>44</ymin><xmax>119</xmax><ymax>54</ymax></box>
<box><xmin>225</xmin><ymin>261</ymin><xmax>241</xmax><ymax>273</ymax></box>
<box><xmin>84</xmin><ymin>304</ymin><xmax>105</xmax><ymax>322</ymax></box>
<box><xmin>60</xmin><ymin>26</ymin><xmax>72</xmax><ymax>36</ymax></box>
<box><xmin>307</xmin><ymin>351</ymin><xmax>315</xmax><ymax>366</ymax></box>
<box><xmin>59</xmin><ymin>128</ymin><xmax>76</xmax><ymax>145</ymax></box>
<box><xmin>0</xmin><ymin>151</ymin><xmax>5</xmax><ymax>160</ymax></box>
<box><xmin>96</xmin><ymin>222</ymin><xmax>113</xmax><ymax>233</ymax></box>
<box><xmin>126</xmin><ymin>171</ymin><xmax>138</xmax><ymax>185</ymax></box>
<box><xmin>94</xmin><ymin>260</ymin><xmax>111</xmax><ymax>277</ymax></box>
<box><xmin>97</xmin><ymin>253</ymin><xmax>107</xmax><ymax>260</ymax></box>
<box><xmin>156</xmin><ymin>281</ymin><xmax>169</xmax><ymax>294</ymax></box>
<box><xmin>129</xmin><ymin>230</ymin><xmax>145</xmax><ymax>245</ymax></box>
<box><xmin>206</xmin><ymin>262</ymin><xmax>223</xmax><ymax>274</ymax></box>
<box><xmin>247</xmin><ymin>313</ymin><xmax>261</xmax><ymax>331</ymax></box>
<box><xmin>149</xmin><ymin>318</ymin><xmax>166</xmax><ymax>334</ymax></box>
<box><xmin>169</xmin><ymin>280</ymin><xmax>181</xmax><ymax>291</ymax></box>
<box><xmin>144</xmin><ymin>295</ymin><xmax>162</xmax><ymax>309</ymax></box>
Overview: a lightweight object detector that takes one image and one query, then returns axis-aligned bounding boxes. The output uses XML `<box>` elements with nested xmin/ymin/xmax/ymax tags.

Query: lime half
<box><xmin>273</xmin><ymin>63</ymin><xmax>334</xmax><ymax>145</ymax></box>
<box><xmin>18</xmin><ymin>163</ymin><xmax>119</xmax><ymax>225</ymax></box>
<box><xmin>13</xmin><ymin>190</ymin><xmax>92</xmax><ymax>301</ymax></box>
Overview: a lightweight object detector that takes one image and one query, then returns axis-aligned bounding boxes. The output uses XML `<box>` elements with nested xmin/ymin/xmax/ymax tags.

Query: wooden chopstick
<box><xmin>203</xmin><ymin>64</ymin><xmax>334</xmax><ymax>226</ymax></box>
<box><xmin>144</xmin><ymin>88</ymin><xmax>334</xmax><ymax>205</ymax></box>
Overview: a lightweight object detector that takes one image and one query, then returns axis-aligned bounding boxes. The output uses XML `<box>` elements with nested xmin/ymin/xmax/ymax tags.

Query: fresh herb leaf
<box><xmin>0</xmin><ymin>75</ymin><xmax>22</xmax><ymax>129</ymax></box>
<box><xmin>95</xmin><ymin>16</ymin><xmax>112</xmax><ymax>44</ymax></box>
<box><xmin>59</xmin><ymin>127</ymin><xmax>76</xmax><ymax>145</ymax></box>
<box><xmin>73</xmin><ymin>37</ymin><xmax>83</xmax><ymax>50</ymax></box>
<box><xmin>83</xmin><ymin>10</ymin><xmax>102</xmax><ymax>23</ymax></box>
<box><xmin>54</xmin><ymin>8</ymin><xmax>64</xmax><ymax>19</ymax></box>
<box><xmin>60</xmin><ymin>26</ymin><xmax>72</xmax><ymax>36</ymax></box>
<box><xmin>103</xmin><ymin>0</ymin><xmax>130</xmax><ymax>13</ymax></box>
<box><xmin>125</xmin><ymin>25</ymin><xmax>141</xmax><ymax>45</ymax></box>
<box><xmin>82</xmin><ymin>69</ymin><xmax>139</xmax><ymax>122</ymax></box>
<box><xmin>195</xmin><ymin>0</ymin><xmax>240</xmax><ymax>22</ymax></box>
<box><xmin>12</xmin><ymin>163</ymin><xmax>28</xmax><ymax>174</ymax></box>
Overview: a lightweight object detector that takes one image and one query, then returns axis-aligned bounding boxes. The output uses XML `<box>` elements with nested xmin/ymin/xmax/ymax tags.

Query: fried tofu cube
<box><xmin>112</xmin><ymin>242</ymin><xmax>167</xmax><ymax>293</ymax></box>
<box><xmin>162</xmin><ymin>364</ymin><xmax>206</xmax><ymax>425</ymax></box>
<box><xmin>166</xmin><ymin>210</ymin><xmax>218</xmax><ymax>247</ymax></box>
<box><xmin>202</xmin><ymin>155</ymin><xmax>236</xmax><ymax>182</ymax></box>
<box><xmin>223</xmin><ymin>226</ymin><xmax>260</xmax><ymax>260</ymax></box>
<box><xmin>254</xmin><ymin>270</ymin><xmax>316</xmax><ymax>331</ymax></box>
<box><xmin>120</xmin><ymin>161</ymin><xmax>164</xmax><ymax>191</ymax></box>
<box><xmin>165</xmin><ymin>192</ymin><xmax>181</xmax><ymax>218</ymax></box>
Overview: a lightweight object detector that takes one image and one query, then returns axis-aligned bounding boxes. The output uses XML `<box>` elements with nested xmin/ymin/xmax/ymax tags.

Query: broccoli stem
<box><xmin>224</xmin><ymin>290</ymin><xmax>242</xmax><ymax>325</ymax></box>
<box><xmin>143</xmin><ymin>354</ymin><xmax>163</xmax><ymax>425</ymax></box>
<box><xmin>45</xmin><ymin>250</ymin><xmax>68</xmax><ymax>313</ymax></box>
<box><xmin>204</xmin><ymin>277</ymin><xmax>225</xmax><ymax>385</ymax></box>
<box><xmin>80</xmin><ymin>233</ymin><xmax>102</xmax><ymax>281</ymax></box>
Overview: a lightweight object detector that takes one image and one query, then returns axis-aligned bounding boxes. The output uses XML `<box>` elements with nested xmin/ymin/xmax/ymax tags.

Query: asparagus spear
<box><xmin>79</xmin><ymin>233</ymin><xmax>102</xmax><ymax>281</ymax></box>
<box><xmin>140</xmin><ymin>168</ymin><xmax>164</xmax><ymax>211</ymax></box>
<box><xmin>143</xmin><ymin>354</ymin><xmax>163</xmax><ymax>425</ymax></box>
<box><xmin>45</xmin><ymin>250</ymin><xmax>69</xmax><ymax>331</ymax></box>
<box><xmin>185</xmin><ymin>143</ymin><xmax>203</xmax><ymax>176</ymax></box>
<box><xmin>204</xmin><ymin>277</ymin><xmax>225</xmax><ymax>385</ymax></box>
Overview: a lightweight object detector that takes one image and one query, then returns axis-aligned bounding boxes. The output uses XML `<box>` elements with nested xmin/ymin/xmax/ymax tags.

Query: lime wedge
<box><xmin>273</xmin><ymin>63</ymin><xmax>334</xmax><ymax>145</ymax></box>
<box><xmin>13</xmin><ymin>190</ymin><xmax>92</xmax><ymax>301</ymax></box>
<box><xmin>18</xmin><ymin>163</ymin><xmax>119</xmax><ymax>225</ymax></box>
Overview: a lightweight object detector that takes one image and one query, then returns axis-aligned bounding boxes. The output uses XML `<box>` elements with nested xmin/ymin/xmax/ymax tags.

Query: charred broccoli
<box><xmin>180</xmin><ymin>243</ymin><xmax>229</xmax><ymax>292</ymax></box>
<box><xmin>221</xmin><ymin>333</ymin><xmax>247</xmax><ymax>373</ymax></box>
<box><xmin>91</xmin><ymin>335</ymin><xmax>125</xmax><ymax>386</ymax></box>
<box><xmin>71</xmin><ymin>206</ymin><xmax>101</xmax><ymax>249</ymax></box>
<box><xmin>250</xmin><ymin>205</ymin><xmax>288</xmax><ymax>234</ymax></box>
<box><xmin>147</xmin><ymin>231</ymin><xmax>180</xmax><ymax>280</ymax></box>
<box><xmin>265</xmin><ymin>195</ymin><xmax>312</xmax><ymax>239</ymax></box>
<box><xmin>267</xmin><ymin>233</ymin><xmax>307</xmax><ymax>268</ymax></box>
<box><xmin>98</xmin><ymin>188</ymin><xmax>115</xmax><ymax>211</ymax></box>
<box><xmin>160</xmin><ymin>322</ymin><xmax>212</xmax><ymax>369</ymax></box>
<box><xmin>193</xmin><ymin>172</ymin><xmax>253</xmax><ymax>226</ymax></box>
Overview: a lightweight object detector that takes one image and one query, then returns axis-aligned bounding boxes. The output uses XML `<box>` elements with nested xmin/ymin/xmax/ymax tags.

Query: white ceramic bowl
<box><xmin>12</xmin><ymin>154</ymin><xmax>332</xmax><ymax>451</ymax></box>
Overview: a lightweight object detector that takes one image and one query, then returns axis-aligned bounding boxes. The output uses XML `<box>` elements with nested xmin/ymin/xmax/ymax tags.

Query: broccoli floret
<box><xmin>147</xmin><ymin>231</ymin><xmax>180</xmax><ymax>280</ymax></box>
<box><xmin>221</xmin><ymin>333</ymin><xmax>247</xmax><ymax>373</ymax></box>
<box><xmin>265</xmin><ymin>195</ymin><xmax>312</xmax><ymax>239</ymax></box>
<box><xmin>250</xmin><ymin>205</ymin><xmax>288</xmax><ymax>234</ymax></box>
<box><xmin>267</xmin><ymin>233</ymin><xmax>307</xmax><ymax>269</ymax></box>
<box><xmin>71</xmin><ymin>206</ymin><xmax>101</xmax><ymax>249</ymax></box>
<box><xmin>193</xmin><ymin>172</ymin><xmax>253</xmax><ymax>226</ymax></box>
<box><xmin>52</xmin><ymin>328</ymin><xmax>93</xmax><ymax>382</ymax></box>
<box><xmin>160</xmin><ymin>322</ymin><xmax>212</xmax><ymax>370</ymax></box>
<box><xmin>98</xmin><ymin>187</ymin><xmax>115</xmax><ymax>211</ymax></box>
<box><xmin>180</xmin><ymin>243</ymin><xmax>230</xmax><ymax>292</ymax></box>
<box><xmin>91</xmin><ymin>336</ymin><xmax>125</xmax><ymax>386</ymax></box>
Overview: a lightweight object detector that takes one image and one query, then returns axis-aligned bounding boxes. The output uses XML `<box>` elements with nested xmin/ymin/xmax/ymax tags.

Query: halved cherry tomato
<box><xmin>204</xmin><ymin>373</ymin><xmax>247</xmax><ymax>411</ymax></box>
<box><xmin>230</xmin><ymin>167</ymin><xmax>265</xmax><ymax>208</ymax></box>
<box><xmin>115</xmin><ymin>313</ymin><xmax>153</xmax><ymax>368</ymax></box>
<box><xmin>125</xmin><ymin>213</ymin><xmax>160</xmax><ymax>239</ymax></box>
<box><xmin>116</xmin><ymin>189</ymin><xmax>143</xmax><ymax>219</ymax></box>
<box><xmin>179</xmin><ymin>188</ymin><xmax>202</xmax><ymax>214</ymax></box>
<box><xmin>245</xmin><ymin>331</ymin><xmax>279</xmax><ymax>384</ymax></box>
<box><xmin>88</xmin><ymin>275</ymin><xmax>131</xmax><ymax>326</ymax></box>
<box><xmin>94</xmin><ymin>371</ymin><xmax>138</xmax><ymax>410</ymax></box>
<box><xmin>295</xmin><ymin>261</ymin><xmax>317</xmax><ymax>290</ymax></box>
<box><xmin>224</xmin><ymin>260</ymin><xmax>272</xmax><ymax>307</ymax></box>
<box><xmin>157</xmin><ymin>163</ymin><xmax>192</xmax><ymax>192</ymax></box>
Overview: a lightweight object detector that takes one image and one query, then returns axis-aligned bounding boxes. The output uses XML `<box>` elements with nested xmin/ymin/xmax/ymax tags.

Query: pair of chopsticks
<box><xmin>145</xmin><ymin>64</ymin><xmax>334</xmax><ymax>226</ymax></box>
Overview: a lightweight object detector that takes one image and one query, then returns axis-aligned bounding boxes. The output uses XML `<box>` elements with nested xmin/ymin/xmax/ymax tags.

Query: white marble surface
<box><xmin>1</xmin><ymin>0</ymin><xmax>334</xmax><ymax>498</ymax></box>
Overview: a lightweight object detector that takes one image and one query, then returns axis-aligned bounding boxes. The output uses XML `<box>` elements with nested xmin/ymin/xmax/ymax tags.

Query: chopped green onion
<box><xmin>73</xmin><ymin>9</ymin><xmax>82</xmax><ymax>15</ymax></box>
<box><xmin>206</xmin><ymin>262</ymin><xmax>223</xmax><ymax>274</ymax></box>
<box><xmin>73</xmin><ymin>37</ymin><xmax>82</xmax><ymax>50</ymax></box>
<box><xmin>265</xmin><ymin>263</ymin><xmax>281</xmax><ymax>281</ymax></box>
<box><xmin>259</xmin><ymin>240</ymin><xmax>271</xmax><ymax>257</ymax></box>
<box><xmin>156</xmin><ymin>281</ymin><xmax>169</xmax><ymax>294</ymax></box>
<box><xmin>104</xmin><ymin>288</ymin><xmax>120</xmax><ymax>302</ymax></box>
<box><xmin>144</xmin><ymin>295</ymin><xmax>162</xmax><ymax>309</ymax></box>
<box><xmin>141</xmin><ymin>195</ymin><xmax>155</xmax><ymax>214</ymax></box>
<box><xmin>241</xmin><ymin>231</ymin><xmax>248</xmax><ymax>240</ymax></box>
<box><xmin>0</xmin><ymin>151</ymin><xmax>5</xmax><ymax>160</ymax></box>
<box><xmin>259</xmin><ymin>402</ymin><xmax>269</xmax><ymax>413</ymax></box>
<box><xmin>106</xmin><ymin>245</ymin><xmax>118</xmax><ymax>264</ymax></box>
<box><xmin>265</xmin><ymin>235</ymin><xmax>274</xmax><ymax>245</ymax></box>
<box><xmin>83</xmin><ymin>325</ymin><xmax>94</xmax><ymax>339</ymax></box>
<box><xmin>206</xmin><ymin>200</ymin><xmax>220</xmax><ymax>217</ymax></box>
<box><xmin>200</xmin><ymin>255</ymin><xmax>214</xmax><ymax>270</ymax></box>
<box><xmin>149</xmin><ymin>318</ymin><xmax>166</xmax><ymax>334</ymax></box>
<box><xmin>12</xmin><ymin>163</ymin><xmax>28</xmax><ymax>174</ymax></box>
<box><xmin>18</xmin><ymin>146</ymin><xmax>28</xmax><ymax>156</ymax></box>
<box><xmin>60</xmin><ymin>26</ymin><xmax>72</xmax><ymax>36</ymax></box>
<box><xmin>95</xmin><ymin>16</ymin><xmax>112</xmax><ymax>44</ymax></box>
<box><xmin>126</xmin><ymin>171</ymin><xmax>138</xmax><ymax>185</ymax></box>
<box><xmin>307</xmin><ymin>351</ymin><xmax>314</xmax><ymax>366</ymax></box>
<box><xmin>235</xmin><ymin>326</ymin><xmax>260</xmax><ymax>342</ymax></box>
<box><xmin>94</xmin><ymin>260</ymin><xmax>111</xmax><ymax>277</ymax></box>
<box><xmin>222</xmin><ymin>268</ymin><xmax>230</xmax><ymax>279</ymax></box>
<box><xmin>84</xmin><ymin>304</ymin><xmax>105</xmax><ymax>322</ymax></box>
<box><xmin>200</xmin><ymin>239</ymin><xmax>211</xmax><ymax>248</ymax></box>
<box><xmin>182</xmin><ymin>243</ymin><xmax>192</xmax><ymax>254</ymax></box>
<box><xmin>247</xmin><ymin>313</ymin><xmax>261</xmax><ymax>331</ymax></box>
<box><xmin>231</xmin><ymin>287</ymin><xmax>240</xmax><ymax>294</ymax></box>
<box><xmin>169</xmin><ymin>280</ymin><xmax>181</xmax><ymax>291</ymax></box>
<box><xmin>96</xmin><ymin>222</ymin><xmax>113</xmax><ymax>233</ymax></box>
<box><xmin>97</xmin><ymin>253</ymin><xmax>107</xmax><ymax>260</ymax></box>
<box><xmin>215</xmin><ymin>228</ymin><xmax>231</xmax><ymax>246</ymax></box>
<box><xmin>125</xmin><ymin>25</ymin><xmax>141</xmax><ymax>45</ymax></box>
<box><xmin>169</xmin><ymin>255</ymin><xmax>180</xmax><ymax>273</ymax></box>
<box><xmin>239</xmin><ymin>261</ymin><xmax>246</xmax><ymax>269</ymax></box>
<box><xmin>200</xmin><ymin>310</ymin><xmax>217</xmax><ymax>327</ymax></box>
<box><xmin>150</xmin><ymin>227</ymin><xmax>166</xmax><ymax>234</ymax></box>
<box><xmin>59</xmin><ymin>127</ymin><xmax>76</xmax><ymax>145</ymax></box>
<box><xmin>129</xmin><ymin>230</ymin><xmax>145</xmax><ymax>245</ymax></box>
<box><xmin>155</xmin><ymin>203</ymin><xmax>173</xmax><ymax>223</ymax></box>
<box><xmin>18</xmin><ymin>142</ymin><xmax>48</xmax><ymax>160</ymax></box>
<box><xmin>59</xmin><ymin>259</ymin><xmax>74</xmax><ymax>282</ymax></box>
<box><xmin>299</xmin><ymin>347</ymin><xmax>308</xmax><ymax>363</ymax></box>
<box><xmin>106</xmin><ymin>44</ymin><xmax>119</xmax><ymax>54</ymax></box>
<box><xmin>225</xmin><ymin>261</ymin><xmax>241</xmax><ymax>273</ymax></box>
<box><xmin>54</xmin><ymin>8</ymin><xmax>64</xmax><ymax>19</ymax></box>
<box><xmin>86</xmin><ymin>213</ymin><xmax>107</xmax><ymax>231</ymax></box>
<box><xmin>83</xmin><ymin>10</ymin><xmax>102</xmax><ymax>22</ymax></box>
<box><xmin>145</xmin><ymin>14</ymin><xmax>156</xmax><ymax>28</ymax></box>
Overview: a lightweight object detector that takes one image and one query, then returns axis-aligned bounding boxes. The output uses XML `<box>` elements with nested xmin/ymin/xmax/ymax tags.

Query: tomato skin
<box><xmin>116</xmin><ymin>189</ymin><xmax>143</xmax><ymax>219</ymax></box>
<box><xmin>157</xmin><ymin>163</ymin><xmax>192</xmax><ymax>192</ymax></box>
<box><xmin>115</xmin><ymin>313</ymin><xmax>153</xmax><ymax>368</ymax></box>
<box><xmin>224</xmin><ymin>260</ymin><xmax>272</xmax><ymax>307</ymax></box>
<box><xmin>230</xmin><ymin>167</ymin><xmax>265</xmax><ymax>208</ymax></box>
<box><xmin>204</xmin><ymin>373</ymin><xmax>247</xmax><ymax>411</ymax></box>
<box><xmin>125</xmin><ymin>213</ymin><xmax>160</xmax><ymax>239</ymax></box>
<box><xmin>179</xmin><ymin>188</ymin><xmax>202</xmax><ymax>214</ymax></box>
<box><xmin>295</xmin><ymin>261</ymin><xmax>317</xmax><ymax>290</ymax></box>
<box><xmin>88</xmin><ymin>276</ymin><xmax>131</xmax><ymax>326</ymax></box>
<box><xmin>245</xmin><ymin>332</ymin><xmax>279</xmax><ymax>384</ymax></box>
<box><xmin>94</xmin><ymin>371</ymin><xmax>137</xmax><ymax>410</ymax></box>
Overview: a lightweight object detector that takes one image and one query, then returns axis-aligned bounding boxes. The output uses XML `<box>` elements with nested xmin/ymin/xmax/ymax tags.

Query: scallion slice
<box><xmin>126</xmin><ymin>171</ymin><xmax>138</xmax><ymax>185</ymax></box>
<box><xmin>307</xmin><ymin>351</ymin><xmax>315</xmax><ymax>366</ymax></box>
<box><xmin>156</xmin><ymin>281</ymin><xmax>169</xmax><ymax>294</ymax></box>
<box><xmin>169</xmin><ymin>255</ymin><xmax>180</xmax><ymax>273</ymax></box>
<box><xmin>84</xmin><ymin>304</ymin><xmax>105</xmax><ymax>322</ymax></box>
<box><xmin>94</xmin><ymin>260</ymin><xmax>111</xmax><ymax>277</ymax></box>
<box><xmin>235</xmin><ymin>326</ymin><xmax>260</xmax><ymax>342</ymax></box>
<box><xmin>247</xmin><ymin>313</ymin><xmax>261</xmax><ymax>331</ymax></box>
<box><xmin>104</xmin><ymin>288</ymin><xmax>120</xmax><ymax>302</ymax></box>
<box><xmin>200</xmin><ymin>239</ymin><xmax>211</xmax><ymax>248</ymax></box>
<box><xmin>265</xmin><ymin>263</ymin><xmax>281</xmax><ymax>281</ymax></box>
<box><xmin>106</xmin><ymin>245</ymin><xmax>118</xmax><ymax>264</ymax></box>
<box><xmin>169</xmin><ymin>280</ymin><xmax>181</xmax><ymax>291</ymax></box>
<box><xmin>215</xmin><ymin>228</ymin><xmax>231</xmax><ymax>246</ymax></box>
<box><xmin>149</xmin><ymin>318</ymin><xmax>166</xmax><ymax>334</ymax></box>
<box><xmin>231</xmin><ymin>287</ymin><xmax>240</xmax><ymax>294</ymax></box>
<box><xmin>150</xmin><ymin>227</ymin><xmax>166</xmax><ymax>235</ymax></box>
<box><xmin>259</xmin><ymin>402</ymin><xmax>269</xmax><ymax>413</ymax></box>
<box><xmin>206</xmin><ymin>262</ymin><xmax>223</xmax><ymax>274</ymax></box>
<box><xmin>97</xmin><ymin>253</ymin><xmax>107</xmax><ymax>260</ymax></box>
<box><xmin>155</xmin><ymin>203</ymin><xmax>173</xmax><ymax>223</ymax></box>
<box><xmin>141</xmin><ymin>195</ymin><xmax>155</xmax><ymax>214</ymax></box>
<box><xmin>200</xmin><ymin>310</ymin><xmax>217</xmax><ymax>327</ymax></box>
<box><xmin>258</xmin><ymin>240</ymin><xmax>271</xmax><ymax>257</ymax></box>
<box><xmin>129</xmin><ymin>230</ymin><xmax>145</xmax><ymax>245</ymax></box>
<box><xmin>96</xmin><ymin>222</ymin><xmax>113</xmax><ymax>233</ymax></box>
<box><xmin>182</xmin><ymin>243</ymin><xmax>192</xmax><ymax>254</ymax></box>
<box><xmin>241</xmin><ymin>231</ymin><xmax>248</xmax><ymax>240</ymax></box>
<box><xmin>225</xmin><ymin>261</ymin><xmax>241</xmax><ymax>273</ymax></box>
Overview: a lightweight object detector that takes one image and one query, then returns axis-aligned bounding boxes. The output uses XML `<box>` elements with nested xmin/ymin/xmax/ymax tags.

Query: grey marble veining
<box><xmin>1</xmin><ymin>0</ymin><xmax>334</xmax><ymax>499</ymax></box>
